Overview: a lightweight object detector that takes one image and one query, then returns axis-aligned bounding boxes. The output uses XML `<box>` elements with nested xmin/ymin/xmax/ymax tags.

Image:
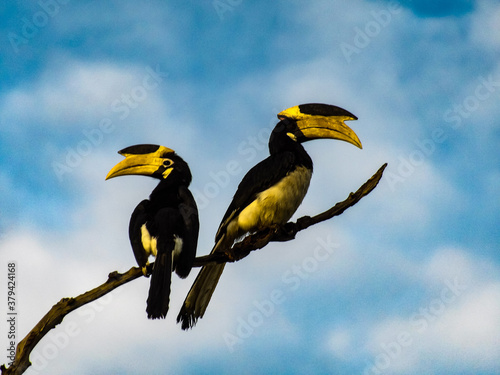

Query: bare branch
<box><xmin>192</xmin><ymin>163</ymin><xmax>387</xmax><ymax>265</ymax></box>
<box><xmin>1</xmin><ymin>163</ymin><xmax>386</xmax><ymax>375</ymax></box>
<box><xmin>1</xmin><ymin>266</ymin><xmax>150</xmax><ymax>375</ymax></box>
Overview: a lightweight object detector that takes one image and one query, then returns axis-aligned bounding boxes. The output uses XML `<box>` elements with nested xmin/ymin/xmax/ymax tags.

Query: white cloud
<box><xmin>362</xmin><ymin>247</ymin><xmax>500</xmax><ymax>374</ymax></box>
<box><xmin>1</xmin><ymin>56</ymin><xmax>170</xmax><ymax>147</ymax></box>
<box><xmin>2</xmin><ymin>1</ymin><xmax>500</xmax><ymax>374</ymax></box>
<box><xmin>470</xmin><ymin>0</ymin><xmax>500</xmax><ymax>49</ymax></box>
<box><xmin>328</xmin><ymin>327</ymin><xmax>354</xmax><ymax>359</ymax></box>
<box><xmin>438</xmin><ymin>283</ymin><xmax>500</xmax><ymax>360</ymax></box>
<box><xmin>423</xmin><ymin>247</ymin><xmax>497</xmax><ymax>287</ymax></box>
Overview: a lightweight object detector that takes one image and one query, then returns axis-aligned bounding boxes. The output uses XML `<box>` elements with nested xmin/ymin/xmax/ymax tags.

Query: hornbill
<box><xmin>177</xmin><ymin>103</ymin><xmax>362</xmax><ymax>329</ymax></box>
<box><xmin>106</xmin><ymin>144</ymin><xmax>199</xmax><ymax>319</ymax></box>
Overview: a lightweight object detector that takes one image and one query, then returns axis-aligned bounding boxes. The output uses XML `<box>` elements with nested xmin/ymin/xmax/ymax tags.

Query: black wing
<box><xmin>129</xmin><ymin>199</ymin><xmax>151</xmax><ymax>268</ymax></box>
<box><xmin>215</xmin><ymin>151</ymin><xmax>296</xmax><ymax>242</ymax></box>
<box><xmin>146</xmin><ymin>207</ymin><xmax>181</xmax><ymax>319</ymax></box>
<box><xmin>175</xmin><ymin>185</ymin><xmax>199</xmax><ymax>278</ymax></box>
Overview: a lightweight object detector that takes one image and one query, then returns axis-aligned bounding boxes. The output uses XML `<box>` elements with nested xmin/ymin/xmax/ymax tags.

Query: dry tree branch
<box><xmin>1</xmin><ymin>267</ymin><xmax>149</xmax><ymax>375</ymax></box>
<box><xmin>1</xmin><ymin>163</ymin><xmax>386</xmax><ymax>375</ymax></box>
<box><xmin>193</xmin><ymin>162</ymin><xmax>387</xmax><ymax>264</ymax></box>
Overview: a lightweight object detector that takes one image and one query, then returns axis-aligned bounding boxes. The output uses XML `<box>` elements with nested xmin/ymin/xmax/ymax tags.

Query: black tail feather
<box><xmin>176</xmin><ymin>262</ymin><xmax>225</xmax><ymax>329</ymax></box>
<box><xmin>146</xmin><ymin>248</ymin><xmax>172</xmax><ymax>319</ymax></box>
<box><xmin>177</xmin><ymin>235</ymin><xmax>229</xmax><ymax>329</ymax></box>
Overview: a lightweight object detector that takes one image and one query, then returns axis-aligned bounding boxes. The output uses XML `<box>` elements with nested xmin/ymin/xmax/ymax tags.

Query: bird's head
<box><xmin>105</xmin><ymin>144</ymin><xmax>192</xmax><ymax>185</ymax></box>
<box><xmin>274</xmin><ymin>103</ymin><xmax>362</xmax><ymax>149</ymax></box>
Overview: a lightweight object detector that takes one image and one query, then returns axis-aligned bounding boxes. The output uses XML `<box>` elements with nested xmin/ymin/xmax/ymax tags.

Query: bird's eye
<box><xmin>163</xmin><ymin>159</ymin><xmax>173</xmax><ymax>167</ymax></box>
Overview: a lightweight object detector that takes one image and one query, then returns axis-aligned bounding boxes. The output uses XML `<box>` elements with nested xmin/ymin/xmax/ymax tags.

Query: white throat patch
<box><xmin>141</xmin><ymin>224</ymin><xmax>157</xmax><ymax>257</ymax></box>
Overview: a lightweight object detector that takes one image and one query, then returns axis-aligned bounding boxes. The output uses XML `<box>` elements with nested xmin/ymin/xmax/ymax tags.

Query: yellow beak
<box><xmin>105</xmin><ymin>155</ymin><xmax>170</xmax><ymax>180</ymax></box>
<box><xmin>105</xmin><ymin>145</ymin><xmax>176</xmax><ymax>180</ymax></box>
<box><xmin>278</xmin><ymin>104</ymin><xmax>362</xmax><ymax>149</ymax></box>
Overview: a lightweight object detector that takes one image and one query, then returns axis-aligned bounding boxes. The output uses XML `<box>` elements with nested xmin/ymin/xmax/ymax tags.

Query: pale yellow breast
<box><xmin>141</xmin><ymin>224</ymin><xmax>157</xmax><ymax>257</ymax></box>
<box><xmin>235</xmin><ymin>166</ymin><xmax>312</xmax><ymax>235</ymax></box>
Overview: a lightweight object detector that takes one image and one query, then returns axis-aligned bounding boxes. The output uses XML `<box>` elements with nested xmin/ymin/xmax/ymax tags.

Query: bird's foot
<box><xmin>224</xmin><ymin>248</ymin><xmax>237</xmax><ymax>262</ymax></box>
<box><xmin>273</xmin><ymin>222</ymin><xmax>297</xmax><ymax>242</ymax></box>
<box><xmin>141</xmin><ymin>265</ymin><xmax>151</xmax><ymax>277</ymax></box>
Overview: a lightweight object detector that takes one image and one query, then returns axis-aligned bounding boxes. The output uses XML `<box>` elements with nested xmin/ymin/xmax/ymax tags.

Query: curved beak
<box><xmin>278</xmin><ymin>104</ymin><xmax>362</xmax><ymax>149</ymax></box>
<box><xmin>105</xmin><ymin>144</ymin><xmax>176</xmax><ymax>180</ymax></box>
<box><xmin>106</xmin><ymin>155</ymin><xmax>171</xmax><ymax>180</ymax></box>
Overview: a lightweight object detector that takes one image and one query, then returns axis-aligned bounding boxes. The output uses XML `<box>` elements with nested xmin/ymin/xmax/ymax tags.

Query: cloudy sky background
<box><xmin>1</xmin><ymin>0</ymin><xmax>500</xmax><ymax>374</ymax></box>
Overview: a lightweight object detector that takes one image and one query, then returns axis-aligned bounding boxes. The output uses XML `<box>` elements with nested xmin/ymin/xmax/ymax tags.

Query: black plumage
<box><xmin>107</xmin><ymin>144</ymin><xmax>199</xmax><ymax>319</ymax></box>
<box><xmin>177</xmin><ymin>103</ymin><xmax>361</xmax><ymax>329</ymax></box>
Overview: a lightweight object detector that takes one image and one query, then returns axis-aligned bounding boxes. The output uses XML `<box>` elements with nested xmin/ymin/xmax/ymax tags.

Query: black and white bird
<box><xmin>106</xmin><ymin>144</ymin><xmax>199</xmax><ymax>319</ymax></box>
<box><xmin>177</xmin><ymin>103</ymin><xmax>362</xmax><ymax>329</ymax></box>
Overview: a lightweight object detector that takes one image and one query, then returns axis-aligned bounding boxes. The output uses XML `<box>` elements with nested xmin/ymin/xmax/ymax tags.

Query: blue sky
<box><xmin>1</xmin><ymin>1</ymin><xmax>499</xmax><ymax>374</ymax></box>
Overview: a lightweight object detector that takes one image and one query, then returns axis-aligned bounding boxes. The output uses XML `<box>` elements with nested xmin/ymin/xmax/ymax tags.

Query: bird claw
<box><xmin>273</xmin><ymin>223</ymin><xmax>296</xmax><ymax>242</ymax></box>
<box><xmin>224</xmin><ymin>248</ymin><xmax>236</xmax><ymax>262</ymax></box>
